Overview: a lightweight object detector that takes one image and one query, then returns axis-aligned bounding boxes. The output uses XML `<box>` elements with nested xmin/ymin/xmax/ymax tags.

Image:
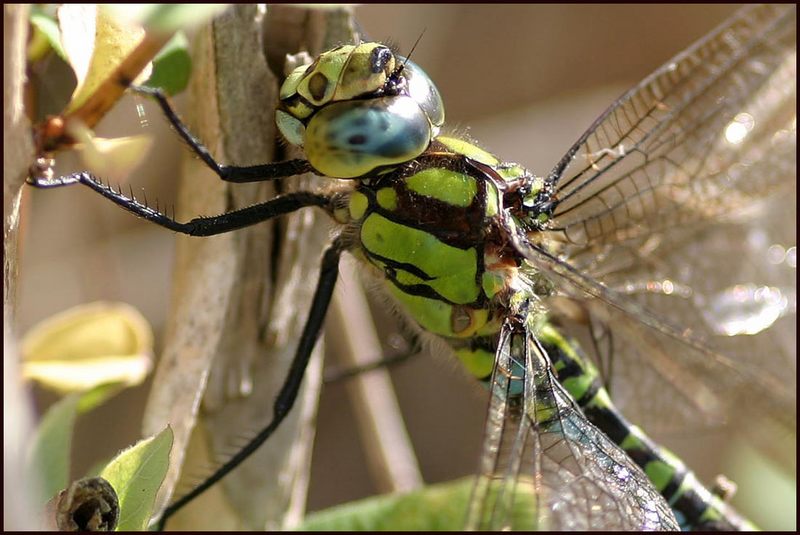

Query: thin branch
<box><xmin>329</xmin><ymin>258</ymin><xmax>424</xmax><ymax>493</ymax></box>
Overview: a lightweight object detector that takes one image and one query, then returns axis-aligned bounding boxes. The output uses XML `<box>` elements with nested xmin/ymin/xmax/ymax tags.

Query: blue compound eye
<box><xmin>304</xmin><ymin>95</ymin><xmax>433</xmax><ymax>178</ymax></box>
<box><xmin>276</xmin><ymin>43</ymin><xmax>447</xmax><ymax>168</ymax></box>
<box><xmin>397</xmin><ymin>57</ymin><xmax>445</xmax><ymax>133</ymax></box>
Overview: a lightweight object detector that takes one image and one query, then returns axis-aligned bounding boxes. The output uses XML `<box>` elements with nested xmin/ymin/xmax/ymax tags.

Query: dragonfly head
<box><xmin>276</xmin><ymin>42</ymin><xmax>445</xmax><ymax>178</ymax></box>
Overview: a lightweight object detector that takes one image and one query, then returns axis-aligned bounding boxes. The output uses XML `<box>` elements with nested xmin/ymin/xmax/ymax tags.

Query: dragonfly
<box><xmin>28</xmin><ymin>3</ymin><xmax>796</xmax><ymax>530</ymax></box>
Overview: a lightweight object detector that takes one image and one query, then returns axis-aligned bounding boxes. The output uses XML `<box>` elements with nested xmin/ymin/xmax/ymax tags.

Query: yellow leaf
<box><xmin>22</xmin><ymin>302</ymin><xmax>154</xmax><ymax>394</ymax></box>
<box><xmin>73</xmin><ymin>128</ymin><xmax>155</xmax><ymax>183</ymax></box>
<box><xmin>61</xmin><ymin>5</ymin><xmax>152</xmax><ymax>113</ymax></box>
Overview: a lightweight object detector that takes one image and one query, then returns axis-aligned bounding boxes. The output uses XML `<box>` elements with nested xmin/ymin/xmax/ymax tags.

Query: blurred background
<box><xmin>16</xmin><ymin>4</ymin><xmax>795</xmax><ymax>530</ymax></box>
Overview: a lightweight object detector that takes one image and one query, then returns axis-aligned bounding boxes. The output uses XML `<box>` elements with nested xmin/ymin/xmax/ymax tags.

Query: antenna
<box><xmin>398</xmin><ymin>29</ymin><xmax>426</xmax><ymax>73</ymax></box>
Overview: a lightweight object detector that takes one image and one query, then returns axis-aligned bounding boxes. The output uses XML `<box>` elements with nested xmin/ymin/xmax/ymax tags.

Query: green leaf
<box><xmin>299</xmin><ymin>478</ymin><xmax>473</xmax><ymax>530</ymax></box>
<box><xmin>299</xmin><ymin>477</ymin><xmax>540</xmax><ymax>530</ymax></box>
<box><xmin>28</xmin><ymin>393</ymin><xmax>81</xmax><ymax>502</ymax></box>
<box><xmin>99</xmin><ymin>426</ymin><xmax>173</xmax><ymax>531</ymax></box>
<box><xmin>104</xmin><ymin>4</ymin><xmax>229</xmax><ymax>33</ymax></box>
<box><xmin>75</xmin><ymin>382</ymin><xmax>128</xmax><ymax>414</ymax></box>
<box><xmin>22</xmin><ymin>302</ymin><xmax>154</xmax><ymax>395</ymax></box>
<box><xmin>726</xmin><ymin>438</ymin><xmax>796</xmax><ymax>530</ymax></box>
<box><xmin>28</xmin><ymin>8</ymin><xmax>66</xmax><ymax>62</ymax></box>
<box><xmin>143</xmin><ymin>32</ymin><xmax>192</xmax><ymax>96</ymax></box>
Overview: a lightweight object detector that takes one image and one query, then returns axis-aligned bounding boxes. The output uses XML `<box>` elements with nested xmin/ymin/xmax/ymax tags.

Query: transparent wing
<box><xmin>528</xmin><ymin>4</ymin><xmax>796</xmax><ymax>430</ymax></box>
<box><xmin>547</xmin><ymin>184</ymin><xmax>796</xmax><ymax>433</ymax></box>
<box><xmin>466</xmin><ymin>321</ymin><xmax>678</xmax><ymax>531</ymax></box>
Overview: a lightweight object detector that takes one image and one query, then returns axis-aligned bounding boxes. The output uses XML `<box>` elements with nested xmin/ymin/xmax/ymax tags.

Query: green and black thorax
<box><xmin>338</xmin><ymin>137</ymin><xmax>556</xmax><ymax>379</ymax></box>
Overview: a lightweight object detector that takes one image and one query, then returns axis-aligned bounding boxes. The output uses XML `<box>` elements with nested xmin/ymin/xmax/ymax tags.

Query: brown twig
<box><xmin>33</xmin><ymin>31</ymin><xmax>173</xmax><ymax>155</ymax></box>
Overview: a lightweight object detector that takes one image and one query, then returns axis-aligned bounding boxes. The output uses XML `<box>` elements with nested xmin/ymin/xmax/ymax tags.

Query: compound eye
<box><xmin>399</xmin><ymin>57</ymin><xmax>445</xmax><ymax>132</ymax></box>
<box><xmin>304</xmin><ymin>96</ymin><xmax>432</xmax><ymax>178</ymax></box>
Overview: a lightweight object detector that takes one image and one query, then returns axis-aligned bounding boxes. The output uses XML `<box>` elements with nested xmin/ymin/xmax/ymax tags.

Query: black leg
<box><xmin>131</xmin><ymin>85</ymin><xmax>316</xmax><ymax>182</ymax></box>
<box><xmin>29</xmin><ymin>171</ymin><xmax>331</xmax><ymax>235</ymax></box>
<box><xmin>323</xmin><ymin>333</ymin><xmax>422</xmax><ymax>384</ymax></box>
<box><xmin>157</xmin><ymin>236</ymin><xmax>346</xmax><ymax>529</ymax></box>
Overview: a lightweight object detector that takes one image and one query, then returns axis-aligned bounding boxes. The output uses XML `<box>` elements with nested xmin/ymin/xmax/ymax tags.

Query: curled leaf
<box><xmin>60</xmin><ymin>5</ymin><xmax>151</xmax><ymax>113</ymax></box>
<box><xmin>22</xmin><ymin>302</ymin><xmax>154</xmax><ymax>395</ymax></box>
<box><xmin>71</xmin><ymin>125</ymin><xmax>155</xmax><ymax>183</ymax></box>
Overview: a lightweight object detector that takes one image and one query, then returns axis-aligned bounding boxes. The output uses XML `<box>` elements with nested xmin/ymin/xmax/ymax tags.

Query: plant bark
<box><xmin>4</xmin><ymin>4</ymin><xmax>43</xmax><ymax>530</ymax></box>
<box><xmin>141</xmin><ymin>5</ymin><xmax>357</xmax><ymax>529</ymax></box>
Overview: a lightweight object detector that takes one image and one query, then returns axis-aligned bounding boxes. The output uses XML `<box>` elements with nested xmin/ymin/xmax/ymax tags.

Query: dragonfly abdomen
<box><xmin>540</xmin><ymin>325</ymin><xmax>754</xmax><ymax>530</ymax></box>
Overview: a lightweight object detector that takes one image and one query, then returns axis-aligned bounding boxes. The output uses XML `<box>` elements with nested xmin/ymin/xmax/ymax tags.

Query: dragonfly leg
<box><xmin>29</xmin><ymin>170</ymin><xmax>331</xmax><ymax>235</ymax></box>
<box><xmin>323</xmin><ymin>332</ymin><xmax>422</xmax><ymax>384</ymax></box>
<box><xmin>130</xmin><ymin>85</ymin><xmax>314</xmax><ymax>182</ymax></box>
<box><xmin>157</xmin><ymin>235</ymin><xmax>346</xmax><ymax>529</ymax></box>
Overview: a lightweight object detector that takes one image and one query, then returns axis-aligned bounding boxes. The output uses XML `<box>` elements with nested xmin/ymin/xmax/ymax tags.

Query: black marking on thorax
<box><xmin>357</xmin><ymin>154</ymin><xmax>494</xmax><ymax>250</ymax></box>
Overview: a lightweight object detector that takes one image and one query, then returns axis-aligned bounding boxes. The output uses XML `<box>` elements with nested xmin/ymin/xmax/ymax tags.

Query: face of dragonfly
<box><xmin>275</xmin><ymin>43</ymin><xmax>445</xmax><ymax>178</ymax></box>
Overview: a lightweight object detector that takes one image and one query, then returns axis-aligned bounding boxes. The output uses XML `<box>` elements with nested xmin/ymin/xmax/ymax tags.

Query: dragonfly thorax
<box><xmin>338</xmin><ymin>135</ymin><xmax>553</xmax><ymax>382</ymax></box>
